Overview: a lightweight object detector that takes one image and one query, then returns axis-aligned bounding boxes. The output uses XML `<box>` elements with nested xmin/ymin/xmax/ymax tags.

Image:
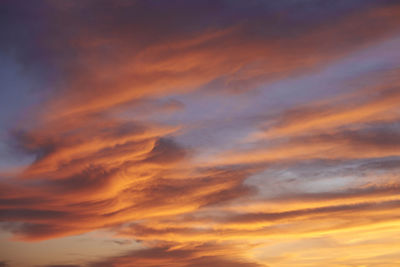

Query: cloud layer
<box><xmin>1</xmin><ymin>1</ymin><xmax>400</xmax><ymax>266</ymax></box>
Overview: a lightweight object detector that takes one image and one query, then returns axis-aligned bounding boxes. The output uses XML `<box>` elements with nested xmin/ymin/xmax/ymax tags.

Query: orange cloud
<box><xmin>1</xmin><ymin>1</ymin><xmax>400</xmax><ymax>267</ymax></box>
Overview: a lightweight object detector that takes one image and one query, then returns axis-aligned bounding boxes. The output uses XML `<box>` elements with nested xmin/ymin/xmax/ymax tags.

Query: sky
<box><xmin>0</xmin><ymin>0</ymin><xmax>400</xmax><ymax>266</ymax></box>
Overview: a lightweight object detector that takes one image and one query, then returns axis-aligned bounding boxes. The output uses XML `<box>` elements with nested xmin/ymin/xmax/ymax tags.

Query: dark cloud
<box><xmin>270</xmin><ymin>184</ymin><xmax>400</xmax><ymax>203</ymax></box>
<box><xmin>143</xmin><ymin>138</ymin><xmax>186</xmax><ymax>164</ymax></box>
<box><xmin>0</xmin><ymin>209</ymin><xmax>69</xmax><ymax>221</ymax></box>
<box><xmin>0</xmin><ymin>197</ymin><xmax>46</xmax><ymax>207</ymax></box>
<box><xmin>311</xmin><ymin>124</ymin><xmax>400</xmax><ymax>149</ymax></box>
<box><xmin>1</xmin><ymin>222</ymin><xmax>75</xmax><ymax>240</ymax></box>
<box><xmin>359</xmin><ymin>156</ymin><xmax>400</xmax><ymax>170</ymax></box>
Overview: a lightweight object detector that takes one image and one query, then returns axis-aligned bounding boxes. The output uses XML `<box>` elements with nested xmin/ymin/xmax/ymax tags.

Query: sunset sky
<box><xmin>1</xmin><ymin>1</ymin><xmax>400</xmax><ymax>266</ymax></box>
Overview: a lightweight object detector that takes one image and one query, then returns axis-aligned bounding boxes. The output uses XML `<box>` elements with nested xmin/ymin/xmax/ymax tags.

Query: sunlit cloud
<box><xmin>1</xmin><ymin>1</ymin><xmax>400</xmax><ymax>266</ymax></box>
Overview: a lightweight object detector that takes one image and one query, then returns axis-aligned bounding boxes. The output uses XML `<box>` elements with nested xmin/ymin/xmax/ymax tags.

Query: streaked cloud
<box><xmin>1</xmin><ymin>1</ymin><xmax>400</xmax><ymax>266</ymax></box>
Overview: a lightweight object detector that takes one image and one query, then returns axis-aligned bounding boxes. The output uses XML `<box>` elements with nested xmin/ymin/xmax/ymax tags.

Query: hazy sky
<box><xmin>1</xmin><ymin>1</ymin><xmax>400</xmax><ymax>266</ymax></box>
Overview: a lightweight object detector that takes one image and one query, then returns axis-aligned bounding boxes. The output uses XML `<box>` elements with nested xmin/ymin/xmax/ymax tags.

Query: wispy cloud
<box><xmin>1</xmin><ymin>1</ymin><xmax>400</xmax><ymax>266</ymax></box>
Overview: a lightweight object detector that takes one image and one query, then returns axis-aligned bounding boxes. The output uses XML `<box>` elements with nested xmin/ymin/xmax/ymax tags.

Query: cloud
<box><xmin>88</xmin><ymin>242</ymin><xmax>267</xmax><ymax>267</ymax></box>
<box><xmin>210</xmin><ymin>87</ymin><xmax>400</xmax><ymax>166</ymax></box>
<box><xmin>1</xmin><ymin>1</ymin><xmax>400</xmax><ymax>267</ymax></box>
<box><xmin>0</xmin><ymin>111</ymin><xmax>261</xmax><ymax>241</ymax></box>
<box><xmin>260</xmin><ymin>86</ymin><xmax>400</xmax><ymax>139</ymax></box>
<box><xmin>114</xmin><ymin>193</ymin><xmax>400</xmax><ymax>243</ymax></box>
<box><xmin>226</xmin><ymin>199</ymin><xmax>400</xmax><ymax>225</ymax></box>
<box><xmin>2</xmin><ymin>0</ymin><xmax>400</xmax><ymax>119</ymax></box>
